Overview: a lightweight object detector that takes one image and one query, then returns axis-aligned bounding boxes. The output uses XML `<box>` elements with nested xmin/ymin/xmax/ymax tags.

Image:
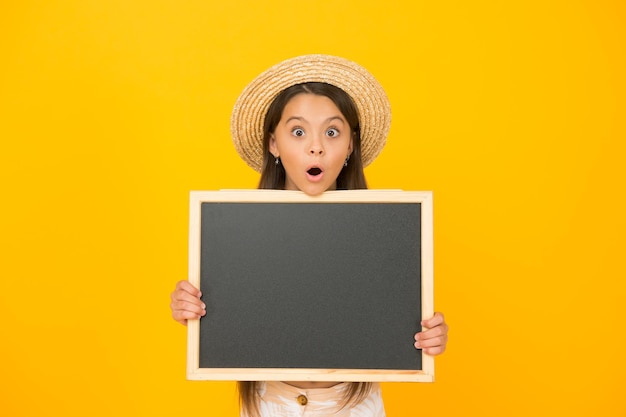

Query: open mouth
<box><xmin>307</xmin><ymin>167</ymin><xmax>322</xmax><ymax>177</ymax></box>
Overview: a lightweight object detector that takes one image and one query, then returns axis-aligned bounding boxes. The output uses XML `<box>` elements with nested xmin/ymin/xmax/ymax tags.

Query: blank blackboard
<box><xmin>187</xmin><ymin>190</ymin><xmax>434</xmax><ymax>382</ymax></box>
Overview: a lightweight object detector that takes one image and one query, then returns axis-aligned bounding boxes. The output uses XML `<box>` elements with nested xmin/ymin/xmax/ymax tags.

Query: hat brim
<box><xmin>230</xmin><ymin>54</ymin><xmax>391</xmax><ymax>173</ymax></box>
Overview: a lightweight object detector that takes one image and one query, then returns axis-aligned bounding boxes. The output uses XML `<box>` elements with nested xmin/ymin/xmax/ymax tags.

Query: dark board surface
<box><xmin>199</xmin><ymin>202</ymin><xmax>422</xmax><ymax>370</ymax></box>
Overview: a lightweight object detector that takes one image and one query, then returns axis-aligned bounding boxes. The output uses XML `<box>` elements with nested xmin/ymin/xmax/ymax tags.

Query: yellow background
<box><xmin>1</xmin><ymin>1</ymin><xmax>624</xmax><ymax>416</ymax></box>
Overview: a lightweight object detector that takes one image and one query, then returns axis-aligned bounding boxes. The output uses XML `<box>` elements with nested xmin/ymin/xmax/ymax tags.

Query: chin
<box><xmin>301</xmin><ymin>188</ymin><xmax>326</xmax><ymax>197</ymax></box>
<box><xmin>298</xmin><ymin>184</ymin><xmax>330</xmax><ymax>197</ymax></box>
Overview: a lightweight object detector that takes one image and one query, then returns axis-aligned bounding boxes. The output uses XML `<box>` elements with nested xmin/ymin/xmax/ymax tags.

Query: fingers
<box><xmin>170</xmin><ymin>280</ymin><xmax>206</xmax><ymax>326</ymax></box>
<box><xmin>414</xmin><ymin>329</ymin><xmax>448</xmax><ymax>355</ymax></box>
<box><xmin>420</xmin><ymin>344</ymin><xmax>447</xmax><ymax>356</ymax></box>
<box><xmin>414</xmin><ymin>311</ymin><xmax>448</xmax><ymax>356</ymax></box>
<box><xmin>175</xmin><ymin>280</ymin><xmax>202</xmax><ymax>297</ymax></box>
<box><xmin>421</xmin><ymin>312</ymin><xmax>445</xmax><ymax>329</ymax></box>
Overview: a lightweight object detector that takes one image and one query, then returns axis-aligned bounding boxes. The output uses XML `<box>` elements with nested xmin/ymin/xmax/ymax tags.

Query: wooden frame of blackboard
<box><xmin>187</xmin><ymin>189</ymin><xmax>434</xmax><ymax>382</ymax></box>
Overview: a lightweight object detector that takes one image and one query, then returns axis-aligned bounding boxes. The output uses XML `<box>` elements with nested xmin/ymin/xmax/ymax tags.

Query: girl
<box><xmin>170</xmin><ymin>54</ymin><xmax>449</xmax><ymax>416</ymax></box>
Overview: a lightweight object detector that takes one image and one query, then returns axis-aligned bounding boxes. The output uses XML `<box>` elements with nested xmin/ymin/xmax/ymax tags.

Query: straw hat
<box><xmin>230</xmin><ymin>54</ymin><xmax>391</xmax><ymax>172</ymax></box>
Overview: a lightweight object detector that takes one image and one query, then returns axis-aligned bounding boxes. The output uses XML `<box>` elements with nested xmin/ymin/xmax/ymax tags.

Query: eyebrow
<box><xmin>285</xmin><ymin>115</ymin><xmax>346</xmax><ymax>125</ymax></box>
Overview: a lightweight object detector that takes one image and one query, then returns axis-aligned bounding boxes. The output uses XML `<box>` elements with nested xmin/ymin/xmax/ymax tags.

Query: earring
<box><xmin>274</xmin><ymin>156</ymin><xmax>280</xmax><ymax>166</ymax></box>
<box><xmin>344</xmin><ymin>155</ymin><xmax>350</xmax><ymax>167</ymax></box>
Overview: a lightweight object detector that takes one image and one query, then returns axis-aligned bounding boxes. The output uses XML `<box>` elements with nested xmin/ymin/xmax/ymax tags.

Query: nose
<box><xmin>309</xmin><ymin>134</ymin><xmax>324</xmax><ymax>155</ymax></box>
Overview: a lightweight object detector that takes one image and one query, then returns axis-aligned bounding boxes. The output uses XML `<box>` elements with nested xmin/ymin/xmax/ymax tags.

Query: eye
<box><xmin>292</xmin><ymin>128</ymin><xmax>305</xmax><ymax>137</ymax></box>
<box><xmin>326</xmin><ymin>128</ymin><xmax>340</xmax><ymax>137</ymax></box>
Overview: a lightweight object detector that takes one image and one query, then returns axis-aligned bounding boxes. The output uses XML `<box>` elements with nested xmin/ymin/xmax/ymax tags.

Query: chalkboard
<box><xmin>187</xmin><ymin>190</ymin><xmax>434</xmax><ymax>382</ymax></box>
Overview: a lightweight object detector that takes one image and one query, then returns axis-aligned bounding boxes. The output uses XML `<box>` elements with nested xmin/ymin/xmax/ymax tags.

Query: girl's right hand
<box><xmin>170</xmin><ymin>280</ymin><xmax>206</xmax><ymax>326</ymax></box>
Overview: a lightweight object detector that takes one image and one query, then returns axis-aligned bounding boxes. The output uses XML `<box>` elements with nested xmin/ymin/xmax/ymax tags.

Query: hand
<box><xmin>414</xmin><ymin>312</ymin><xmax>448</xmax><ymax>355</ymax></box>
<box><xmin>170</xmin><ymin>280</ymin><xmax>206</xmax><ymax>326</ymax></box>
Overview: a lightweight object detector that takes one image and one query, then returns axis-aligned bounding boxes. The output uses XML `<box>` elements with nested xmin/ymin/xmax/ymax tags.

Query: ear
<box><xmin>348</xmin><ymin>132</ymin><xmax>354</xmax><ymax>156</ymax></box>
<box><xmin>269</xmin><ymin>134</ymin><xmax>279</xmax><ymax>158</ymax></box>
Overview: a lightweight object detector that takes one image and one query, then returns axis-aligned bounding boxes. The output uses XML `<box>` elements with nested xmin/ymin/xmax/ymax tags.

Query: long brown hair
<box><xmin>257</xmin><ymin>82</ymin><xmax>368</xmax><ymax>190</ymax></box>
<box><xmin>240</xmin><ymin>82</ymin><xmax>372</xmax><ymax>416</ymax></box>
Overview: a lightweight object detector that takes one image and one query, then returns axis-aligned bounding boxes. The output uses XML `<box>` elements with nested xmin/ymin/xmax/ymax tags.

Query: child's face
<box><xmin>269</xmin><ymin>93</ymin><xmax>353</xmax><ymax>196</ymax></box>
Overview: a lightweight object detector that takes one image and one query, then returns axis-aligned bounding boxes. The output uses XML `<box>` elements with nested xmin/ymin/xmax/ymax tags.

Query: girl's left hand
<box><xmin>414</xmin><ymin>312</ymin><xmax>448</xmax><ymax>355</ymax></box>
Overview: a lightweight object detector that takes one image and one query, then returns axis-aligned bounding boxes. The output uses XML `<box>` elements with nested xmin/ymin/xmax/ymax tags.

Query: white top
<box><xmin>242</xmin><ymin>381</ymin><xmax>386</xmax><ymax>417</ymax></box>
